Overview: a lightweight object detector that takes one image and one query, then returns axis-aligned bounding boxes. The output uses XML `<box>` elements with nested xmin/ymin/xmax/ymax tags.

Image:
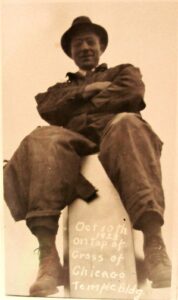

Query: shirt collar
<box><xmin>66</xmin><ymin>63</ymin><xmax>108</xmax><ymax>81</ymax></box>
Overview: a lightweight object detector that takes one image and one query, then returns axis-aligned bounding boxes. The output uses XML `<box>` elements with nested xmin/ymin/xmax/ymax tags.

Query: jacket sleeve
<box><xmin>35</xmin><ymin>82</ymin><xmax>87</xmax><ymax>125</ymax></box>
<box><xmin>90</xmin><ymin>64</ymin><xmax>146</xmax><ymax>113</ymax></box>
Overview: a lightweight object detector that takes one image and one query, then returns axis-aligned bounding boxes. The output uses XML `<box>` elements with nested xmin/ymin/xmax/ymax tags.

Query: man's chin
<box><xmin>80</xmin><ymin>62</ymin><xmax>96</xmax><ymax>71</ymax></box>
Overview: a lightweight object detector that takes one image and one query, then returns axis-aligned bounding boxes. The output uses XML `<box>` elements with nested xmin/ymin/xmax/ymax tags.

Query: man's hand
<box><xmin>83</xmin><ymin>81</ymin><xmax>111</xmax><ymax>99</ymax></box>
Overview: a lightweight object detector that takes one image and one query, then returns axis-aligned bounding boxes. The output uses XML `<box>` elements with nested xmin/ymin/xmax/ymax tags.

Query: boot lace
<box><xmin>33</xmin><ymin>246</ymin><xmax>61</xmax><ymax>278</ymax></box>
<box><xmin>144</xmin><ymin>236</ymin><xmax>171</xmax><ymax>266</ymax></box>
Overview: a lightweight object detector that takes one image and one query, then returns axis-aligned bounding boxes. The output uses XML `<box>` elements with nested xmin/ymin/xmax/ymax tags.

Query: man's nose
<box><xmin>80</xmin><ymin>41</ymin><xmax>90</xmax><ymax>50</ymax></box>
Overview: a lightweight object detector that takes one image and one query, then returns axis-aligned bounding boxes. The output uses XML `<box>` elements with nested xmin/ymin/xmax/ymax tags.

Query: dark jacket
<box><xmin>35</xmin><ymin>63</ymin><xmax>145</xmax><ymax>143</ymax></box>
<box><xmin>34</xmin><ymin>63</ymin><xmax>146</xmax><ymax>203</ymax></box>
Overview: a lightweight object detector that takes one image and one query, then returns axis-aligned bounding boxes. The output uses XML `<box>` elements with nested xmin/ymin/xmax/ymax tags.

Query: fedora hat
<box><xmin>61</xmin><ymin>16</ymin><xmax>108</xmax><ymax>57</ymax></box>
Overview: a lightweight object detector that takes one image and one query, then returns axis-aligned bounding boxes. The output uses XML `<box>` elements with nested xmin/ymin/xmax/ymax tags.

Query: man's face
<box><xmin>70</xmin><ymin>31</ymin><xmax>103</xmax><ymax>71</ymax></box>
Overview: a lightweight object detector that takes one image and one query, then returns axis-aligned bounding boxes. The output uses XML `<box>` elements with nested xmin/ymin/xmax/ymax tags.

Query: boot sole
<box><xmin>145</xmin><ymin>263</ymin><xmax>171</xmax><ymax>289</ymax></box>
<box><xmin>30</xmin><ymin>286</ymin><xmax>59</xmax><ymax>297</ymax></box>
<box><xmin>152</xmin><ymin>279</ymin><xmax>171</xmax><ymax>288</ymax></box>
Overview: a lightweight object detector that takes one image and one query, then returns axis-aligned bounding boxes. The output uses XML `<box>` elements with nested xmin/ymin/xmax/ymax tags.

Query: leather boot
<box><xmin>144</xmin><ymin>236</ymin><xmax>171</xmax><ymax>288</ymax></box>
<box><xmin>29</xmin><ymin>245</ymin><xmax>64</xmax><ymax>296</ymax></box>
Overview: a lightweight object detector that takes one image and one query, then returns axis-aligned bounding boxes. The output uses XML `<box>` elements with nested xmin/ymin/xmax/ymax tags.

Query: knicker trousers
<box><xmin>4</xmin><ymin>125</ymin><xmax>97</xmax><ymax>233</ymax></box>
<box><xmin>99</xmin><ymin>112</ymin><xmax>165</xmax><ymax>229</ymax></box>
<box><xmin>4</xmin><ymin>113</ymin><xmax>165</xmax><ymax>233</ymax></box>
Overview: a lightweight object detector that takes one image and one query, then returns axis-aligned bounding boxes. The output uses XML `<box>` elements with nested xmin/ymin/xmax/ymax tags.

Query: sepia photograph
<box><xmin>1</xmin><ymin>1</ymin><xmax>178</xmax><ymax>300</ymax></box>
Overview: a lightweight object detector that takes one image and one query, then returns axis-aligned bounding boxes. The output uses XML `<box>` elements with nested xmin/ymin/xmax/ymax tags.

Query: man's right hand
<box><xmin>83</xmin><ymin>81</ymin><xmax>111</xmax><ymax>99</ymax></box>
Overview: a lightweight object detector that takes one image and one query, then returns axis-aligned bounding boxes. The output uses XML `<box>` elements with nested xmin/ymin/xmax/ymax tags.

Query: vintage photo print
<box><xmin>1</xmin><ymin>1</ymin><xmax>178</xmax><ymax>300</ymax></box>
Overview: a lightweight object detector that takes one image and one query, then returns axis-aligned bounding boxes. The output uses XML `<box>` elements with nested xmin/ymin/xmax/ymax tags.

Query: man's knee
<box><xmin>23</xmin><ymin>126</ymin><xmax>78</xmax><ymax>150</ymax></box>
<box><xmin>110</xmin><ymin>112</ymin><xmax>141</xmax><ymax>128</ymax></box>
<box><xmin>25</xmin><ymin>125</ymin><xmax>65</xmax><ymax>143</ymax></box>
<box><xmin>101</xmin><ymin>113</ymin><xmax>142</xmax><ymax>144</ymax></box>
<box><xmin>23</xmin><ymin>125</ymin><xmax>97</xmax><ymax>156</ymax></box>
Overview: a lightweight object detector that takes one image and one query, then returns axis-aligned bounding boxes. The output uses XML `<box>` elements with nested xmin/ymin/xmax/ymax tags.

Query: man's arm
<box><xmin>89</xmin><ymin>64</ymin><xmax>146</xmax><ymax>113</ymax></box>
<box><xmin>35</xmin><ymin>83</ymin><xmax>90</xmax><ymax>125</ymax></box>
<box><xmin>36</xmin><ymin>64</ymin><xmax>145</xmax><ymax>125</ymax></box>
<box><xmin>36</xmin><ymin>80</ymin><xmax>111</xmax><ymax>125</ymax></box>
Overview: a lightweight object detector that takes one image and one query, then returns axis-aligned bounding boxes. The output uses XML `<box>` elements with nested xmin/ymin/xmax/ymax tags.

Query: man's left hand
<box><xmin>83</xmin><ymin>81</ymin><xmax>111</xmax><ymax>99</ymax></box>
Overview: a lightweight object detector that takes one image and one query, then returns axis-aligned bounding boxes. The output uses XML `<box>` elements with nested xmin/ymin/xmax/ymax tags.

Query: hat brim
<box><xmin>61</xmin><ymin>22</ymin><xmax>108</xmax><ymax>57</ymax></box>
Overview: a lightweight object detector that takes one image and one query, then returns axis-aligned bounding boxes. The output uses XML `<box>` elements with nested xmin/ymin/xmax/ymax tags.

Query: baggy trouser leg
<box><xmin>99</xmin><ymin>113</ymin><xmax>165</xmax><ymax>229</ymax></box>
<box><xmin>26</xmin><ymin>216</ymin><xmax>59</xmax><ymax>235</ymax></box>
<box><xmin>4</xmin><ymin>125</ymin><xmax>97</xmax><ymax>223</ymax></box>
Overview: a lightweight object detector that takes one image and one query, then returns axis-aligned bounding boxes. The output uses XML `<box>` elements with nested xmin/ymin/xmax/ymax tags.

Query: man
<box><xmin>4</xmin><ymin>16</ymin><xmax>171</xmax><ymax>296</ymax></box>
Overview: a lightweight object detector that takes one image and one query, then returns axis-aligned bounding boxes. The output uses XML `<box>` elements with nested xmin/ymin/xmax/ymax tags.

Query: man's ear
<box><xmin>100</xmin><ymin>43</ymin><xmax>105</xmax><ymax>54</ymax></box>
